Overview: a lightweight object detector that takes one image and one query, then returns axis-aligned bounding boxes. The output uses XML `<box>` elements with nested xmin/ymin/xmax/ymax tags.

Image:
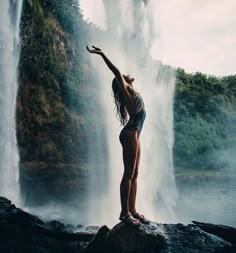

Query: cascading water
<box><xmin>80</xmin><ymin>0</ymin><xmax>177</xmax><ymax>225</ymax></box>
<box><xmin>0</xmin><ymin>0</ymin><xmax>23</xmax><ymax>205</ymax></box>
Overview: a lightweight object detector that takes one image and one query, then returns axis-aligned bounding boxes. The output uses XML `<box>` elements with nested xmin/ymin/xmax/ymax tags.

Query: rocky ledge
<box><xmin>0</xmin><ymin>196</ymin><xmax>235</xmax><ymax>253</ymax></box>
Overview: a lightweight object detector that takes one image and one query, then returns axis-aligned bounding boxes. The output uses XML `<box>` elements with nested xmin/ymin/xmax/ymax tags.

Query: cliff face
<box><xmin>18</xmin><ymin>0</ymin><xmax>78</xmax><ymax>163</ymax></box>
<box><xmin>17</xmin><ymin>0</ymin><xmax>95</xmax><ymax>204</ymax></box>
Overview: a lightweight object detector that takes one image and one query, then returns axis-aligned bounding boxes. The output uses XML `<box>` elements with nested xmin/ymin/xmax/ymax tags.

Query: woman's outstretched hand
<box><xmin>86</xmin><ymin>45</ymin><xmax>103</xmax><ymax>55</ymax></box>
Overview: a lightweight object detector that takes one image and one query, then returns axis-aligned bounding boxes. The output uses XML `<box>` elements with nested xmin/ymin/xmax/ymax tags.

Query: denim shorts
<box><xmin>123</xmin><ymin>108</ymin><xmax>146</xmax><ymax>137</ymax></box>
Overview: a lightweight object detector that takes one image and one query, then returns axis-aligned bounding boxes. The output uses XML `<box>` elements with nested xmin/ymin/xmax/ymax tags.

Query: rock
<box><xmin>46</xmin><ymin>220</ymin><xmax>66</xmax><ymax>232</ymax></box>
<box><xmin>104</xmin><ymin>221</ymin><xmax>235</xmax><ymax>253</ymax></box>
<box><xmin>76</xmin><ymin>224</ymin><xmax>86</xmax><ymax>231</ymax></box>
<box><xmin>65</xmin><ymin>224</ymin><xmax>75</xmax><ymax>233</ymax></box>
<box><xmin>0</xmin><ymin>196</ymin><xmax>96</xmax><ymax>253</ymax></box>
<box><xmin>85</xmin><ymin>225</ymin><xmax>100</xmax><ymax>233</ymax></box>
<box><xmin>192</xmin><ymin>220</ymin><xmax>236</xmax><ymax>245</ymax></box>
<box><xmin>105</xmin><ymin>222</ymin><xmax>165</xmax><ymax>253</ymax></box>
<box><xmin>0</xmin><ymin>196</ymin><xmax>235</xmax><ymax>253</ymax></box>
<box><xmin>86</xmin><ymin>225</ymin><xmax>110</xmax><ymax>253</ymax></box>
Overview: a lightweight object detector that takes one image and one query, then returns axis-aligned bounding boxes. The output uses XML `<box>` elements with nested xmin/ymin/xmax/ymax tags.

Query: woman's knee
<box><xmin>133</xmin><ymin>169</ymin><xmax>138</xmax><ymax>179</ymax></box>
<box><xmin>123</xmin><ymin>168</ymin><xmax>135</xmax><ymax>180</ymax></box>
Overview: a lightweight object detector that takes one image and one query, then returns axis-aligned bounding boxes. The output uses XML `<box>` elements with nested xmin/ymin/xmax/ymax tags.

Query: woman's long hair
<box><xmin>112</xmin><ymin>77</ymin><xmax>136</xmax><ymax>125</ymax></box>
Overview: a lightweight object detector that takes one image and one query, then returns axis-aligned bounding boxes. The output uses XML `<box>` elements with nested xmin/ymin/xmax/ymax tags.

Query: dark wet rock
<box><xmin>104</xmin><ymin>221</ymin><xmax>235</xmax><ymax>253</ymax></box>
<box><xmin>104</xmin><ymin>222</ymin><xmax>165</xmax><ymax>253</ymax></box>
<box><xmin>76</xmin><ymin>224</ymin><xmax>86</xmax><ymax>231</ymax></box>
<box><xmin>45</xmin><ymin>220</ymin><xmax>76</xmax><ymax>233</ymax></box>
<box><xmin>86</xmin><ymin>225</ymin><xmax>110</xmax><ymax>253</ymax></box>
<box><xmin>46</xmin><ymin>220</ymin><xmax>67</xmax><ymax>232</ymax></box>
<box><xmin>66</xmin><ymin>224</ymin><xmax>76</xmax><ymax>233</ymax></box>
<box><xmin>0</xmin><ymin>196</ymin><xmax>96</xmax><ymax>253</ymax></box>
<box><xmin>85</xmin><ymin>225</ymin><xmax>100</xmax><ymax>233</ymax></box>
<box><xmin>192</xmin><ymin>220</ymin><xmax>236</xmax><ymax>245</ymax></box>
<box><xmin>1</xmin><ymin>196</ymin><xmax>236</xmax><ymax>253</ymax></box>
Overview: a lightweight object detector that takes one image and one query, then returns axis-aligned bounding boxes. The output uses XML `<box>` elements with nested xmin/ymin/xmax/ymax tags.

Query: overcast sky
<box><xmin>79</xmin><ymin>0</ymin><xmax>236</xmax><ymax>76</ymax></box>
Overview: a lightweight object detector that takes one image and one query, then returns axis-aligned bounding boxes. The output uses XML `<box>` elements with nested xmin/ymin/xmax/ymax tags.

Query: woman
<box><xmin>87</xmin><ymin>46</ymin><xmax>150</xmax><ymax>226</ymax></box>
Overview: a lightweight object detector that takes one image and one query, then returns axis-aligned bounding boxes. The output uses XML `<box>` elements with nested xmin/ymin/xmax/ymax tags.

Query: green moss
<box><xmin>31</xmin><ymin>0</ymin><xmax>52</xmax><ymax>32</ymax></box>
<box><xmin>37</xmin><ymin>86</ymin><xmax>50</xmax><ymax>116</ymax></box>
<box><xmin>32</xmin><ymin>0</ymin><xmax>44</xmax><ymax>19</ymax></box>
<box><xmin>41</xmin><ymin>142</ymin><xmax>56</xmax><ymax>155</ymax></box>
<box><xmin>51</xmin><ymin>101</ymin><xmax>65</xmax><ymax>123</ymax></box>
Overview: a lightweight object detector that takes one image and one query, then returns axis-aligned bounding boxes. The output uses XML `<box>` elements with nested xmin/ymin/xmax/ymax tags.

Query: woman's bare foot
<box><xmin>119</xmin><ymin>212</ymin><xmax>140</xmax><ymax>227</ymax></box>
<box><xmin>131</xmin><ymin>212</ymin><xmax>150</xmax><ymax>224</ymax></box>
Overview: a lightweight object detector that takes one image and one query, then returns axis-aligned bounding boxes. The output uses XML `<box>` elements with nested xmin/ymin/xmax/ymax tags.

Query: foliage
<box><xmin>40</xmin><ymin>0</ymin><xmax>84</xmax><ymax>34</ymax></box>
<box><xmin>174</xmin><ymin>68</ymin><xmax>236</xmax><ymax>170</ymax></box>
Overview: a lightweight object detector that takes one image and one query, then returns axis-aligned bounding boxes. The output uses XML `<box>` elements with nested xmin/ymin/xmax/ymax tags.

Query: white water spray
<box><xmin>0</xmin><ymin>0</ymin><xmax>23</xmax><ymax>204</ymax></box>
<box><xmin>80</xmin><ymin>0</ymin><xmax>177</xmax><ymax>225</ymax></box>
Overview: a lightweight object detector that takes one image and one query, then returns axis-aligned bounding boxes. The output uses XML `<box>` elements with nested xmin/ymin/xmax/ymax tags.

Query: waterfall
<box><xmin>80</xmin><ymin>0</ymin><xmax>177</xmax><ymax>225</ymax></box>
<box><xmin>0</xmin><ymin>0</ymin><xmax>23</xmax><ymax>205</ymax></box>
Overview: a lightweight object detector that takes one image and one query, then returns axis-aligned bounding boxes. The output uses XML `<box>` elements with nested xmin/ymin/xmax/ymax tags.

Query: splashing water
<box><xmin>0</xmin><ymin>0</ymin><xmax>23</xmax><ymax>205</ymax></box>
<box><xmin>80</xmin><ymin>0</ymin><xmax>177</xmax><ymax>226</ymax></box>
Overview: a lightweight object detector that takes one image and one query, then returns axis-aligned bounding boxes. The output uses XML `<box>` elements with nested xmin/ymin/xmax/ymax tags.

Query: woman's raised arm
<box><xmin>86</xmin><ymin>46</ymin><xmax>127</xmax><ymax>92</ymax></box>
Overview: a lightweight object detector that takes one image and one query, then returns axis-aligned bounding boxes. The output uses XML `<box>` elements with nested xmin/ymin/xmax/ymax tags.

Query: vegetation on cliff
<box><xmin>17</xmin><ymin>0</ymin><xmax>89</xmax><ymax>164</ymax></box>
<box><xmin>174</xmin><ymin>69</ymin><xmax>236</xmax><ymax>171</ymax></box>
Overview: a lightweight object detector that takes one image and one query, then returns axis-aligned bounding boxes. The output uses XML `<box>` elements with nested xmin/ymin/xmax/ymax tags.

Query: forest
<box><xmin>174</xmin><ymin>69</ymin><xmax>236</xmax><ymax>172</ymax></box>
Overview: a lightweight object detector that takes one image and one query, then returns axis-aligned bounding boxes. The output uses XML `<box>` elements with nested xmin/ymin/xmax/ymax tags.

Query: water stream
<box><xmin>0</xmin><ymin>0</ymin><xmax>23</xmax><ymax>205</ymax></box>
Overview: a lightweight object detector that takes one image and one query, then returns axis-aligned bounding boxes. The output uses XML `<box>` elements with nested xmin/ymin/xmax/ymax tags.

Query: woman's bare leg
<box><xmin>119</xmin><ymin>130</ymin><xmax>138</xmax><ymax>217</ymax></box>
<box><xmin>129</xmin><ymin>139</ymin><xmax>140</xmax><ymax>214</ymax></box>
<box><xmin>129</xmin><ymin>138</ymin><xmax>150</xmax><ymax>223</ymax></box>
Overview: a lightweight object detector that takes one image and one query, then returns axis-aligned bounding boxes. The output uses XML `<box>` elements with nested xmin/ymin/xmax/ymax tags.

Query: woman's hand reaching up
<box><xmin>86</xmin><ymin>45</ymin><xmax>103</xmax><ymax>55</ymax></box>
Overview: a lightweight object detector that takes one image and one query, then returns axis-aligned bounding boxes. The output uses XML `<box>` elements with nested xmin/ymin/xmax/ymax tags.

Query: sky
<box><xmin>79</xmin><ymin>0</ymin><xmax>236</xmax><ymax>76</ymax></box>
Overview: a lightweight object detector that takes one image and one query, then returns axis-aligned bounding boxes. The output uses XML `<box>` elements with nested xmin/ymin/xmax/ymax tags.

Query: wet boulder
<box><xmin>104</xmin><ymin>221</ymin><xmax>235</xmax><ymax>253</ymax></box>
